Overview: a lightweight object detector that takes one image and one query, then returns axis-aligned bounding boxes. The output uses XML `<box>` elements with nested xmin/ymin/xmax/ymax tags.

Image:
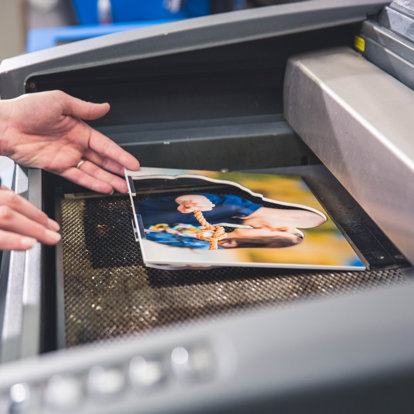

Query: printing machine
<box><xmin>0</xmin><ymin>0</ymin><xmax>414</xmax><ymax>412</ymax></box>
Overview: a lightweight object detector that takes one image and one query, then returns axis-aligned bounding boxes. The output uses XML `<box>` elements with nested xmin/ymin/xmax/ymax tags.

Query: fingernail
<box><xmin>47</xmin><ymin>230</ymin><xmax>61</xmax><ymax>243</ymax></box>
<box><xmin>21</xmin><ymin>237</ymin><xmax>36</xmax><ymax>249</ymax></box>
<box><xmin>48</xmin><ymin>218</ymin><xmax>60</xmax><ymax>231</ymax></box>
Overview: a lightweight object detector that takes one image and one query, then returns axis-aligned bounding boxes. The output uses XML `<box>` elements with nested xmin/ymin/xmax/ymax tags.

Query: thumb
<box><xmin>62</xmin><ymin>94</ymin><xmax>110</xmax><ymax>120</ymax></box>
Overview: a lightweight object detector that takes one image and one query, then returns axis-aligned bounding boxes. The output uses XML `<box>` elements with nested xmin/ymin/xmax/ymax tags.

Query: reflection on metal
<box><xmin>0</xmin><ymin>165</ymin><xmax>28</xmax><ymax>363</ymax></box>
<box><xmin>0</xmin><ymin>166</ymin><xmax>42</xmax><ymax>362</ymax></box>
<box><xmin>284</xmin><ymin>47</ymin><xmax>414</xmax><ymax>264</ymax></box>
<box><xmin>20</xmin><ymin>168</ymin><xmax>43</xmax><ymax>359</ymax></box>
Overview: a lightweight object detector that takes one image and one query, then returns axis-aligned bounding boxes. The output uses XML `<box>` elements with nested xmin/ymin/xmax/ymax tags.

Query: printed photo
<box><xmin>126</xmin><ymin>167</ymin><xmax>366</xmax><ymax>270</ymax></box>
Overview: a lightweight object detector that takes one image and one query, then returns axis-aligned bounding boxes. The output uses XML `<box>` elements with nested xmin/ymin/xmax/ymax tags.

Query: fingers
<box><xmin>0</xmin><ymin>205</ymin><xmax>61</xmax><ymax>249</ymax></box>
<box><xmin>0</xmin><ymin>187</ymin><xmax>61</xmax><ymax>251</ymax></box>
<box><xmin>60</xmin><ymin>167</ymin><xmax>113</xmax><ymax>194</ymax></box>
<box><xmin>0</xmin><ymin>187</ymin><xmax>59</xmax><ymax>231</ymax></box>
<box><xmin>0</xmin><ymin>230</ymin><xmax>36</xmax><ymax>251</ymax></box>
<box><xmin>61</xmin><ymin>94</ymin><xmax>139</xmax><ymax>171</ymax></box>
<box><xmin>61</xmin><ymin>92</ymin><xmax>110</xmax><ymax>121</ymax></box>
<box><xmin>84</xmin><ymin>149</ymin><xmax>126</xmax><ymax>176</ymax></box>
<box><xmin>78</xmin><ymin>160</ymin><xmax>128</xmax><ymax>193</ymax></box>
<box><xmin>88</xmin><ymin>128</ymin><xmax>140</xmax><ymax>171</ymax></box>
<box><xmin>60</xmin><ymin>159</ymin><xmax>130</xmax><ymax>194</ymax></box>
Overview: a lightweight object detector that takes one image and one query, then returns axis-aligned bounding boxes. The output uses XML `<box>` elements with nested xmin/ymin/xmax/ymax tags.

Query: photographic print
<box><xmin>125</xmin><ymin>167</ymin><xmax>366</xmax><ymax>270</ymax></box>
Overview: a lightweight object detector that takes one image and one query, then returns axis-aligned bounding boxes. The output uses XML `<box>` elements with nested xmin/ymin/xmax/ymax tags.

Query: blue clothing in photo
<box><xmin>136</xmin><ymin>193</ymin><xmax>262</xmax><ymax>227</ymax></box>
<box><xmin>145</xmin><ymin>231</ymin><xmax>213</xmax><ymax>249</ymax></box>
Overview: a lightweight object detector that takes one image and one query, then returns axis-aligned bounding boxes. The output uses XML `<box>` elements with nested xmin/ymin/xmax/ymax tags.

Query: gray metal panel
<box><xmin>0</xmin><ymin>157</ymin><xmax>16</xmax><ymax>360</ymax></box>
<box><xmin>0</xmin><ymin>279</ymin><xmax>413</xmax><ymax>413</ymax></box>
<box><xmin>0</xmin><ymin>156</ymin><xmax>15</xmax><ymax>189</ymax></box>
<box><xmin>106</xmin><ymin>115</ymin><xmax>320</xmax><ymax>170</ymax></box>
<box><xmin>361</xmin><ymin>20</ymin><xmax>414</xmax><ymax>90</ymax></box>
<box><xmin>361</xmin><ymin>20</ymin><xmax>414</xmax><ymax>65</ymax></box>
<box><xmin>0</xmin><ymin>166</ymin><xmax>43</xmax><ymax>362</ymax></box>
<box><xmin>380</xmin><ymin>5</ymin><xmax>414</xmax><ymax>42</ymax></box>
<box><xmin>284</xmin><ymin>47</ymin><xmax>414</xmax><ymax>264</ymax></box>
<box><xmin>0</xmin><ymin>165</ymin><xmax>28</xmax><ymax>363</ymax></box>
<box><xmin>20</xmin><ymin>168</ymin><xmax>43</xmax><ymax>359</ymax></box>
<box><xmin>364</xmin><ymin>35</ymin><xmax>414</xmax><ymax>89</ymax></box>
<box><xmin>391</xmin><ymin>0</ymin><xmax>414</xmax><ymax>17</ymax></box>
<box><xmin>0</xmin><ymin>0</ymin><xmax>389</xmax><ymax>98</ymax></box>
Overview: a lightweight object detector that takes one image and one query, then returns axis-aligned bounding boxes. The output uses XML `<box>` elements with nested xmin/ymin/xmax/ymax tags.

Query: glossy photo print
<box><xmin>125</xmin><ymin>167</ymin><xmax>366</xmax><ymax>270</ymax></box>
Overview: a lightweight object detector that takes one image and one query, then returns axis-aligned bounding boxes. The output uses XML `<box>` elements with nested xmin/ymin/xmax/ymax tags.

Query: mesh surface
<box><xmin>61</xmin><ymin>196</ymin><xmax>406</xmax><ymax>348</ymax></box>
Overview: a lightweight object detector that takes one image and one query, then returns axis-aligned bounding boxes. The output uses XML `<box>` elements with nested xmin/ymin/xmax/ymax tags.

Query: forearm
<box><xmin>241</xmin><ymin>206</ymin><xmax>266</xmax><ymax>220</ymax></box>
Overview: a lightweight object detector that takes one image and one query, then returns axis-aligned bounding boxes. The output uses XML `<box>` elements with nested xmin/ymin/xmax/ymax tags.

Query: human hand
<box><xmin>242</xmin><ymin>207</ymin><xmax>326</xmax><ymax>229</ymax></box>
<box><xmin>0</xmin><ymin>91</ymin><xmax>140</xmax><ymax>193</ymax></box>
<box><xmin>175</xmin><ymin>195</ymin><xmax>215</xmax><ymax>213</ymax></box>
<box><xmin>0</xmin><ymin>186</ymin><xmax>60</xmax><ymax>250</ymax></box>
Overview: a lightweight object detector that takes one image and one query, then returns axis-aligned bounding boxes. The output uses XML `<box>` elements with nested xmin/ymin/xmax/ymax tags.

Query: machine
<box><xmin>0</xmin><ymin>0</ymin><xmax>413</xmax><ymax>412</ymax></box>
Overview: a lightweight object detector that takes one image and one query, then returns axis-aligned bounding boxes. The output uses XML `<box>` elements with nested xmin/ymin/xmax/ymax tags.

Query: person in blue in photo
<box><xmin>135</xmin><ymin>192</ymin><xmax>326</xmax><ymax>250</ymax></box>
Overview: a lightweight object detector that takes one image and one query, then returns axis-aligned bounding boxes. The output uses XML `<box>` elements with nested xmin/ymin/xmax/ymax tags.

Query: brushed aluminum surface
<box><xmin>284</xmin><ymin>47</ymin><xmax>414</xmax><ymax>264</ymax></box>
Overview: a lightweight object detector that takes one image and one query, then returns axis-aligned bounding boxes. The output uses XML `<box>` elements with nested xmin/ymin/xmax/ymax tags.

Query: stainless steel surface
<box><xmin>361</xmin><ymin>20</ymin><xmax>414</xmax><ymax>90</ymax></box>
<box><xmin>170</xmin><ymin>344</ymin><xmax>215</xmax><ymax>383</ymax></box>
<box><xmin>128</xmin><ymin>356</ymin><xmax>167</xmax><ymax>389</ymax></box>
<box><xmin>361</xmin><ymin>19</ymin><xmax>414</xmax><ymax>66</ymax></box>
<box><xmin>0</xmin><ymin>279</ymin><xmax>413</xmax><ymax>413</ymax></box>
<box><xmin>0</xmin><ymin>157</ymin><xmax>15</xmax><ymax>355</ymax></box>
<box><xmin>284</xmin><ymin>47</ymin><xmax>414</xmax><ymax>264</ymax></box>
<box><xmin>382</xmin><ymin>2</ymin><xmax>414</xmax><ymax>42</ymax></box>
<box><xmin>87</xmin><ymin>365</ymin><xmax>127</xmax><ymax>400</ymax></box>
<box><xmin>0</xmin><ymin>156</ymin><xmax>15</xmax><ymax>189</ymax></box>
<box><xmin>1</xmin><ymin>165</ymin><xmax>29</xmax><ymax>363</ymax></box>
<box><xmin>8</xmin><ymin>382</ymin><xmax>35</xmax><ymax>413</ymax></box>
<box><xmin>21</xmin><ymin>168</ymin><xmax>43</xmax><ymax>359</ymax></box>
<box><xmin>0</xmin><ymin>166</ymin><xmax>42</xmax><ymax>362</ymax></box>
<box><xmin>43</xmin><ymin>374</ymin><xmax>83</xmax><ymax>412</ymax></box>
